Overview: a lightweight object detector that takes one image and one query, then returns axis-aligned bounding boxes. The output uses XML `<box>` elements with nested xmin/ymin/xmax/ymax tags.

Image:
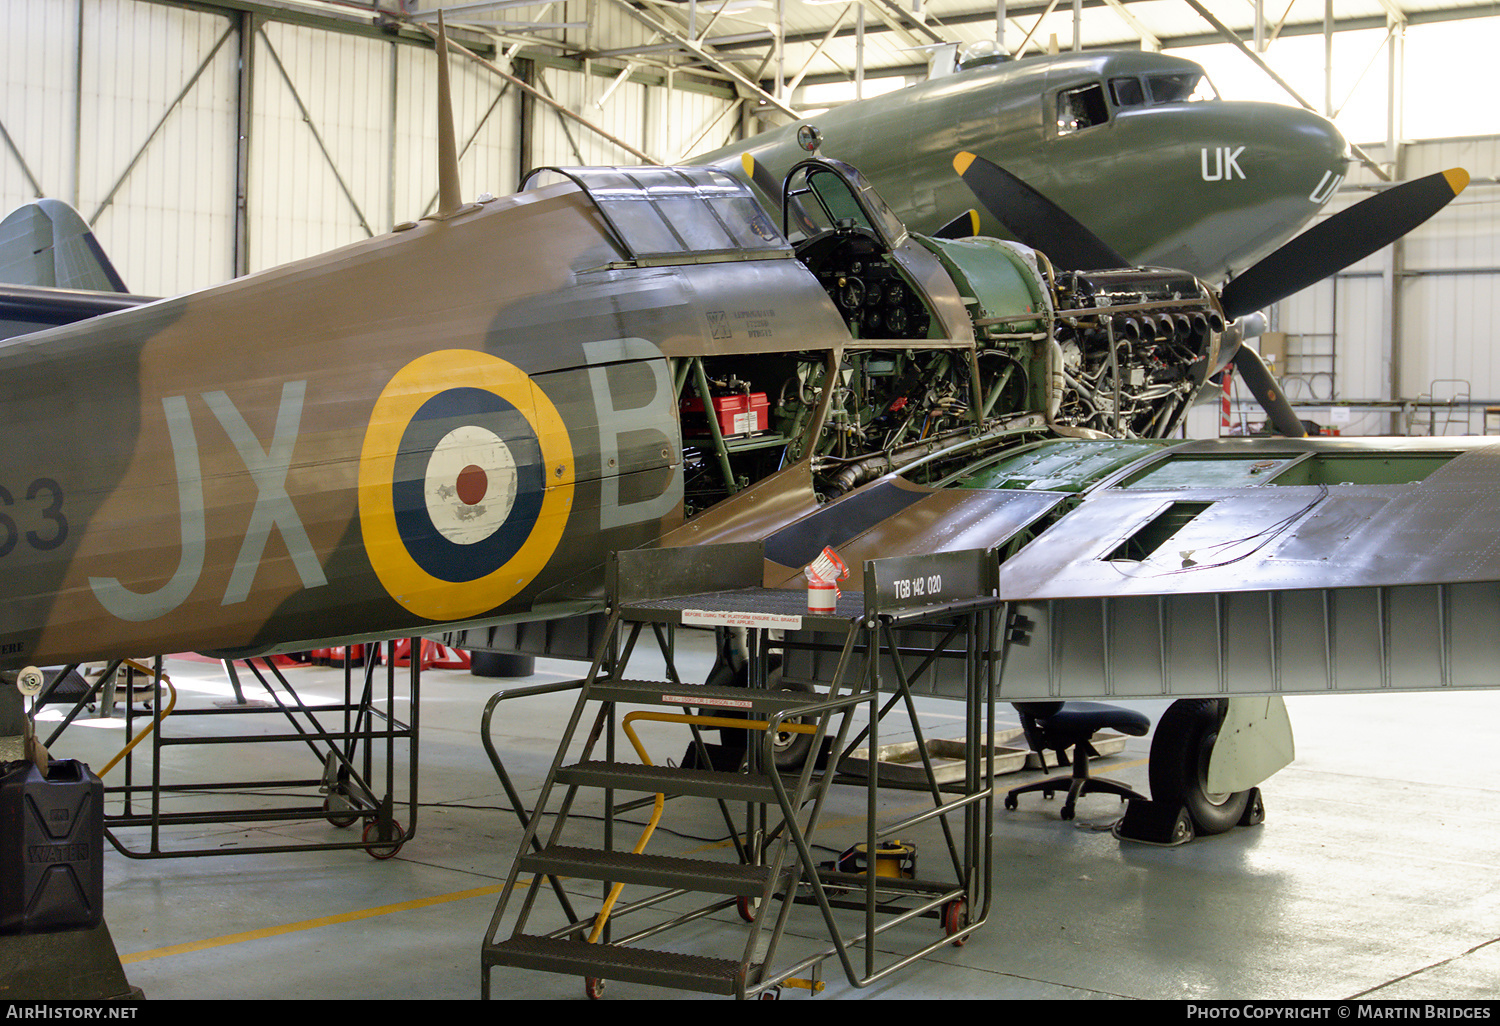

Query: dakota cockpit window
<box><xmin>1145</xmin><ymin>72</ymin><xmax>1217</xmax><ymax>105</ymax></box>
<box><xmin>1056</xmin><ymin>83</ymin><xmax>1109</xmax><ymax>134</ymax></box>
<box><xmin>1109</xmin><ymin>77</ymin><xmax>1145</xmax><ymax>108</ymax></box>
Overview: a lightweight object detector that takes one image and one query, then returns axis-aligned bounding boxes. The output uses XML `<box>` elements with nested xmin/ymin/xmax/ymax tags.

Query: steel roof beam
<box><xmin>606</xmin><ymin>0</ymin><xmax>800</xmax><ymax>117</ymax></box>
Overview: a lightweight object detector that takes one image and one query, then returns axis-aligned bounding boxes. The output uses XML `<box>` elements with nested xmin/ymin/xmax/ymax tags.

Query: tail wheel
<box><xmin>1148</xmin><ymin>699</ymin><xmax>1250</xmax><ymax>836</ymax></box>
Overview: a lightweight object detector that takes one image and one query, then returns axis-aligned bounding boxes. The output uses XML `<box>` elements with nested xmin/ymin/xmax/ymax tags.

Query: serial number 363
<box><xmin>0</xmin><ymin>479</ymin><xmax>68</xmax><ymax>557</ymax></box>
<box><xmin>892</xmin><ymin>574</ymin><xmax>942</xmax><ymax>600</ymax></box>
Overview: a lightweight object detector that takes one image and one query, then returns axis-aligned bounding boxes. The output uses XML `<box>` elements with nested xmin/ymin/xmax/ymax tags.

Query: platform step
<box><xmin>556</xmin><ymin>761</ymin><xmax>780</xmax><ymax>803</ymax></box>
<box><xmin>519</xmin><ymin>845</ymin><xmax>789</xmax><ymax>897</ymax></box>
<box><xmin>584</xmin><ymin>678</ymin><xmax>823</xmax><ymax>716</ymax></box>
<box><xmin>485</xmin><ymin>934</ymin><xmax>760</xmax><ymax>995</ymax></box>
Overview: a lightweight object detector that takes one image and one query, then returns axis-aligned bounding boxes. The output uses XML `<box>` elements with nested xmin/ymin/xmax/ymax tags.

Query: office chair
<box><xmin>1004</xmin><ymin>701</ymin><xmax>1151</xmax><ymax>820</ymax></box>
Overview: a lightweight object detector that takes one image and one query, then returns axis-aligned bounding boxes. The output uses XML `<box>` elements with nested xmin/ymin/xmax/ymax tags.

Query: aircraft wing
<box><xmin>772</xmin><ymin>433</ymin><xmax>1500</xmax><ymax>701</ymax></box>
<box><xmin>950</xmin><ymin>434</ymin><xmax>1500</xmax><ymax>700</ymax></box>
<box><xmin>996</xmin><ymin>434</ymin><xmax>1500</xmax><ymax>600</ymax></box>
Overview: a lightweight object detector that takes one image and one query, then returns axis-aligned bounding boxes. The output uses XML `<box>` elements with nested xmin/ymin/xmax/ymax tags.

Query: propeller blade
<box><xmin>934</xmin><ymin>209</ymin><xmax>981</xmax><ymax>240</ymax></box>
<box><xmin>1232</xmin><ymin>344</ymin><xmax>1306</xmax><ymax>438</ymax></box>
<box><xmin>952</xmin><ymin>151</ymin><xmax>1128</xmax><ymax>270</ymax></box>
<box><xmin>1220</xmin><ymin>168</ymin><xmax>1469</xmax><ymax>321</ymax></box>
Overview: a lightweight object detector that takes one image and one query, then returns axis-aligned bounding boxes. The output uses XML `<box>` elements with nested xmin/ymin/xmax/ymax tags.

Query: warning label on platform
<box><xmin>681</xmin><ymin>609</ymin><xmax>803</xmax><ymax>630</ymax></box>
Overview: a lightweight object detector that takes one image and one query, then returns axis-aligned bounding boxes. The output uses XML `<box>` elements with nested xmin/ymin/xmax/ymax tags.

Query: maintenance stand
<box><xmin>480</xmin><ymin>541</ymin><xmax>1005</xmax><ymax>999</ymax></box>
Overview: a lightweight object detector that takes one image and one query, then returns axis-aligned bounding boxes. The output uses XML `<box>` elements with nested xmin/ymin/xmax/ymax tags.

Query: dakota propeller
<box><xmin>952</xmin><ymin>151</ymin><xmax>1469</xmax><ymax>436</ymax></box>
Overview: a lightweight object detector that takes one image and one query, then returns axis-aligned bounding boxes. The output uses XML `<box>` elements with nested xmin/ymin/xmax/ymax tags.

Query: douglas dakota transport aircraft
<box><xmin>0</xmin><ymin>18</ymin><xmax>1485</xmax><ymax>878</ymax></box>
<box><xmin>696</xmin><ymin>45</ymin><xmax>1350</xmax><ymax>283</ymax></box>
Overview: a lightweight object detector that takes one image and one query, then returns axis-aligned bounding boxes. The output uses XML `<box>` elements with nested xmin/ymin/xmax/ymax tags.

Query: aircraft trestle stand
<box><xmin>29</xmin><ymin>647</ymin><xmax>419</xmax><ymax>860</ymax></box>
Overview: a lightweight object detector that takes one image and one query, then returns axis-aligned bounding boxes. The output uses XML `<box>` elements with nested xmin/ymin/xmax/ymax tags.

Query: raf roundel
<box><xmin>359</xmin><ymin>350</ymin><xmax>574</xmax><ymax>621</ymax></box>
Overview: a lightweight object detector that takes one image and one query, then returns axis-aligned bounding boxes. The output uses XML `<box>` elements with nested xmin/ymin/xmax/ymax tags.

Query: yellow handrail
<box><xmin>585</xmin><ymin>709</ymin><xmax>817</xmax><ymax>944</ymax></box>
<box><xmin>97</xmin><ymin>659</ymin><xmax>177</xmax><ymax>778</ymax></box>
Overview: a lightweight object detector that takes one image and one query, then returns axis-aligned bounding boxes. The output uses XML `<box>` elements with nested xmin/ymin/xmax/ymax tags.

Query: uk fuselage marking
<box><xmin>1201</xmin><ymin>147</ymin><xmax>1247</xmax><ymax>182</ymax></box>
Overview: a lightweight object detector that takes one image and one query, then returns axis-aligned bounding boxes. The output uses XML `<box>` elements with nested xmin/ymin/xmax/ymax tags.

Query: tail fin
<box><xmin>0</xmin><ymin>198</ymin><xmax>128</xmax><ymax>292</ymax></box>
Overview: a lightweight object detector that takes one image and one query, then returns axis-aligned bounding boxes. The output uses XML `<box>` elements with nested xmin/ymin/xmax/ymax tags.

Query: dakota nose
<box><xmin>1262</xmin><ymin>105</ymin><xmax>1350</xmax><ymax>204</ymax></box>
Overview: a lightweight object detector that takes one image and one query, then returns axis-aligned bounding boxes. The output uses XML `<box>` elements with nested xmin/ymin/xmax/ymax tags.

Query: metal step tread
<box><xmin>556</xmin><ymin>760</ymin><xmax>780</xmax><ymax>802</ymax></box>
<box><xmin>485</xmin><ymin>934</ymin><xmax>761</xmax><ymax>995</ymax></box>
<box><xmin>585</xmin><ymin>678</ymin><xmax>824</xmax><ymax>714</ymax></box>
<box><xmin>519</xmin><ymin>845</ymin><xmax>786</xmax><ymax>896</ymax></box>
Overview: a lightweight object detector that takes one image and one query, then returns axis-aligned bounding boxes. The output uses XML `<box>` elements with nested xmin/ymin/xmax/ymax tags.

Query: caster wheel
<box><xmin>942</xmin><ymin>898</ymin><xmax>969</xmax><ymax>946</ymax></box>
<box><xmin>1004</xmin><ymin>794</ymin><xmax>1017</xmax><ymax>811</ymax></box>
<box><xmin>759</xmin><ymin>987</ymin><xmax>781</xmax><ymax>1000</ymax></box>
<box><xmin>323</xmin><ymin>795</ymin><xmax>358</xmax><ymax>828</ymax></box>
<box><xmin>736</xmin><ymin>895</ymin><xmax>760</xmax><ymax>923</ymax></box>
<box><xmin>585</xmin><ymin>977</ymin><xmax>605</xmax><ymax>1000</ymax></box>
<box><xmin>1060</xmin><ymin>804</ymin><xmax>1075</xmax><ymax>821</ymax></box>
<box><xmin>363</xmin><ymin>819</ymin><xmax>406</xmax><ymax>860</ymax></box>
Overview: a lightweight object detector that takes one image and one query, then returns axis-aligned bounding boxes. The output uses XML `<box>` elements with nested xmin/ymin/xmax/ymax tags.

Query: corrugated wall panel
<box><xmin>1270</xmin><ymin>136</ymin><xmax>1500</xmax><ymax>434</ymax></box>
<box><xmin>1</xmin><ymin>0</ymin><xmax>79</xmax><ymax>211</ymax></box>
<box><xmin>530</xmin><ymin>66</ymin><xmax>648</xmax><ymax>168</ymax></box>
<box><xmin>248</xmin><ymin>22</ymin><xmax>392</xmax><ymax>273</ymax></box>
<box><xmin>661</xmin><ymin>87</ymin><xmax>739</xmax><ymax>163</ymax></box>
<box><xmin>392</xmin><ymin>46</ymin><xmax>520</xmax><ymax>224</ymax></box>
<box><xmin>576</xmin><ymin>2</ymin><xmax>664</xmax><ymax>57</ymax></box>
<box><xmin>78</xmin><ymin>0</ymin><xmax>237</xmax><ymax>297</ymax></box>
<box><xmin>4</xmin><ymin>2</ymin><xmax>738</xmax><ymax>300</ymax></box>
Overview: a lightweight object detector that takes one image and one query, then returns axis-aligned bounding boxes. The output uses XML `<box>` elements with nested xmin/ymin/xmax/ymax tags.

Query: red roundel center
<box><xmin>456</xmin><ymin>464</ymin><xmax>488</xmax><ymax>506</ymax></box>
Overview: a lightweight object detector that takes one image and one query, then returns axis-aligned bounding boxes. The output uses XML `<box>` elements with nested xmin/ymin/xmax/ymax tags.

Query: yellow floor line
<box><xmin>122</xmin><ymin>758</ymin><xmax>1154</xmax><ymax>964</ymax></box>
<box><xmin>120</xmin><ymin>880</ymin><xmax>514</xmax><ymax>964</ymax></box>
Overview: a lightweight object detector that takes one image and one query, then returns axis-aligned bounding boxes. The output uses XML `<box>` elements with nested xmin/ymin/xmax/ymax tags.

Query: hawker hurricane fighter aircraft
<box><xmin>0</xmin><ymin>20</ymin><xmax>1476</xmax><ymax>842</ymax></box>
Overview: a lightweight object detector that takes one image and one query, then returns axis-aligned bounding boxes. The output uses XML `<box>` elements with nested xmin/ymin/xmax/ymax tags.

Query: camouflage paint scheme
<box><xmin>0</xmin><ymin>181</ymin><xmax>855</xmax><ymax>668</ymax></box>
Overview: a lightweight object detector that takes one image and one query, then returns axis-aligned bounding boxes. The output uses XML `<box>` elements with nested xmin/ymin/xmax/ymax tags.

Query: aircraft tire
<box><xmin>469</xmin><ymin>651</ymin><xmax>535</xmax><ymax>678</ymax></box>
<box><xmin>1148</xmin><ymin>698</ymin><xmax>1250</xmax><ymax>836</ymax></box>
<box><xmin>712</xmin><ymin>657</ymin><xmax>817</xmax><ymax>772</ymax></box>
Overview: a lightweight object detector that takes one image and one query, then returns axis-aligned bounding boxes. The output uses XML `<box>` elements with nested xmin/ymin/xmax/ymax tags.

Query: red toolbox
<box><xmin>681</xmin><ymin>392</ymin><xmax>768</xmax><ymax>436</ymax></box>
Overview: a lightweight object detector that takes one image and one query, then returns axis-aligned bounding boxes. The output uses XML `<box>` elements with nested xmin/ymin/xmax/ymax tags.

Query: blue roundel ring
<box><xmin>390</xmin><ymin>387</ymin><xmax>544</xmax><ymax>584</ymax></box>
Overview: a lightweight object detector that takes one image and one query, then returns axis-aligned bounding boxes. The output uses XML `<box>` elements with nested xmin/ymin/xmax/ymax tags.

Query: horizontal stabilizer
<box><xmin>0</xmin><ymin>199</ymin><xmax>128</xmax><ymax>293</ymax></box>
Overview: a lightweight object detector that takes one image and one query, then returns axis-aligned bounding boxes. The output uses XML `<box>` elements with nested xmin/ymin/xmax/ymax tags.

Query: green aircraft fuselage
<box><xmin>694</xmin><ymin>50</ymin><xmax>1350</xmax><ymax>283</ymax></box>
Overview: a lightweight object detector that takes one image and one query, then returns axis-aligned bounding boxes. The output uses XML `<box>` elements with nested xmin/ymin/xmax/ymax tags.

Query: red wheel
<box><xmin>736</xmin><ymin>895</ymin><xmax>760</xmax><ymax>923</ymax></box>
<box><xmin>585</xmin><ymin>977</ymin><xmax>605</xmax><ymax>1000</ymax></box>
<box><xmin>943</xmin><ymin>899</ymin><xmax>968</xmax><ymax>946</ymax></box>
<box><xmin>362</xmin><ymin>819</ymin><xmax>405</xmax><ymax>860</ymax></box>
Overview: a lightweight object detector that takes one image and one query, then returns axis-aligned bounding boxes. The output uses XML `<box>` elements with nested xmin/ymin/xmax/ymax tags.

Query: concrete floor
<box><xmin>26</xmin><ymin>632</ymin><xmax>1500</xmax><ymax>1002</ymax></box>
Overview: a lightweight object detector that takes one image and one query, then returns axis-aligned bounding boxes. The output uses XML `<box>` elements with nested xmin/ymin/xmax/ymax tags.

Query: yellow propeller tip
<box><xmin>967</xmin><ymin>209</ymin><xmax>980</xmax><ymax>234</ymax></box>
<box><xmin>954</xmin><ymin>152</ymin><xmax>976</xmax><ymax>176</ymax></box>
<box><xmin>741</xmin><ymin>152</ymin><xmax>756</xmax><ymax>175</ymax></box>
<box><xmin>1444</xmin><ymin>168</ymin><xmax>1470</xmax><ymax>196</ymax></box>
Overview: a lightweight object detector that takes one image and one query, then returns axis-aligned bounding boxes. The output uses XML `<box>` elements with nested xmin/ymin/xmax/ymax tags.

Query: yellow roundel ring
<box><xmin>359</xmin><ymin>349</ymin><xmax>574</xmax><ymax>621</ymax></box>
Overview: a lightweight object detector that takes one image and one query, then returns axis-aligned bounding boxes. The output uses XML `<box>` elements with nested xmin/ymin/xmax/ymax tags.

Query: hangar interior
<box><xmin>4</xmin><ymin>0</ymin><xmax>1500</xmax><ymax>1003</ymax></box>
<box><xmin>7</xmin><ymin>0</ymin><xmax>1500</xmax><ymax>438</ymax></box>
